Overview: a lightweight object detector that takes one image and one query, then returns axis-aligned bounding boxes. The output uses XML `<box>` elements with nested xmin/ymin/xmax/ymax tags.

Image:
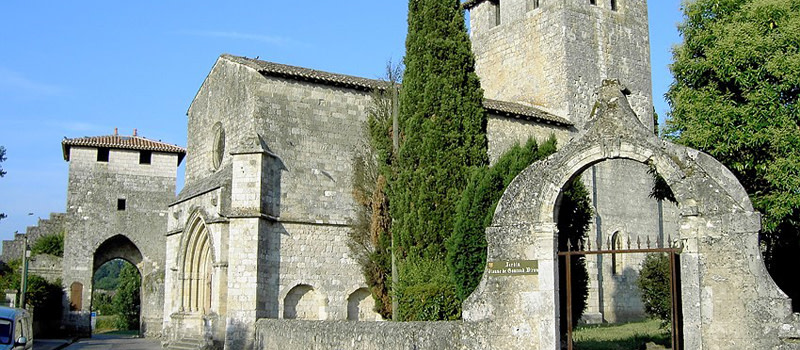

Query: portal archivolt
<box><xmin>181</xmin><ymin>213</ymin><xmax>214</xmax><ymax>314</ymax></box>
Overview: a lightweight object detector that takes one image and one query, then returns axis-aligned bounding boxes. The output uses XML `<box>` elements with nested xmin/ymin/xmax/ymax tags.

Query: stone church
<box><xmin>162</xmin><ymin>0</ymin><xmax>675</xmax><ymax>348</ymax></box>
<box><xmin>0</xmin><ymin>0</ymin><xmax>680</xmax><ymax>348</ymax></box>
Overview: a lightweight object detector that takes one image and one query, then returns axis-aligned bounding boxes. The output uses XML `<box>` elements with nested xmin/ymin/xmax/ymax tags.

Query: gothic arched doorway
<box><xmin>180</xmin><ymin>215</ymin><xmax>214</xmax><ymax>315</ymax></box>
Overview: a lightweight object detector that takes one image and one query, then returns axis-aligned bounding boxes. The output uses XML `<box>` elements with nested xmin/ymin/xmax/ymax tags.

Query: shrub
<box><xmin>637</xmin><ymin>253</ymin><xmax>672</xmax><ymax>326</ymax></box>
<box><xmin>395</xmin><ymin>257</ymin><xmax>459</xmax><ymax>321</ymax></box>
<box><xmin>31</xmin><ymin>232</ymin><xmax>64</xmax><ymax>257</ymax></box>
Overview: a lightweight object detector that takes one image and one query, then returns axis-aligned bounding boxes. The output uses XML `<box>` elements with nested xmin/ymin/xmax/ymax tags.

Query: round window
<box><xmin>211</xmin><ymin>122</ymin><xmax>225</xmax><ymax>170</ymax></box>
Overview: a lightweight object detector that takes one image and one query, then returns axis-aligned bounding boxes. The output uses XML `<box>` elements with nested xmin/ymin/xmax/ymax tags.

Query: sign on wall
<box><xmin>487</xmin><ymin>260</ymin><xmax>538</xmax><ymax>276</ymax></box>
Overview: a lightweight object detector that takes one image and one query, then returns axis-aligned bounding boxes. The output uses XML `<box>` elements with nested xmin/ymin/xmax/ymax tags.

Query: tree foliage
<box><xmin>112</xmin><ymin>263</ymin><xmax>140</xmax><ymax>330</ymax></box>
<box><xmin>637</xmin><ymin>253</ymin><xmax>672</xmax><ymax>327</ymax></box>
<box><xmin>558</xmin><ymin>178</ymin><xmax>592</xmax><ymax>332</ymax></box>
<box><xmin>31</xmin><ymin>232</ymin><xmax>64</xmax><ymax>257</ymax></box>
<box><xmin>391</xmin><ymin>0</ymin><xmax>487</xmax><ymax>320</ymax></box>
<box><xmin>94</xmin><ymin>259</ymin><xmax>124</xmax><ymax>291</ymax></box>
<box><xmin>0</xmin><ymin>261</ymin><xmax>63</xmax><ymax>336</ymax></box>
<box><xmin>25</xmin><ymin>275</ymin><xmax>63</xmax><ymax>327</ymax></box>
<box><xmin>349</xmin><ymin>63</ymin><xmax>402</xmax><ymax>320</ymax></box>
<box><xmin>666</xmin><ymin>0</ymin><xmax>800</xmax><ymax>309</ymax></box>
<box><xmin>447</xmin><ymin>136</ymin><xmax>557</xmax><ymax>302</ymax></box>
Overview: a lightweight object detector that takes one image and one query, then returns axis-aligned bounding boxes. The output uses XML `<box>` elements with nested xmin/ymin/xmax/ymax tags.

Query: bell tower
<box><xmin>466</xmin><ymin>0</ymin><xmax>653</xmax><ymax>130</ymax></box>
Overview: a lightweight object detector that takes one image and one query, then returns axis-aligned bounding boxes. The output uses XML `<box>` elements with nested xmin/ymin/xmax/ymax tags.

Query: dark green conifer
<box><xmin>391</xmin><ymin>0</ymin><xmax>487</xmax><ymax>320</ymax></box>
<box><xmin>447</xmin><ymin>136</ymin><xmax>557</xmax><ymax>302</ymax></box>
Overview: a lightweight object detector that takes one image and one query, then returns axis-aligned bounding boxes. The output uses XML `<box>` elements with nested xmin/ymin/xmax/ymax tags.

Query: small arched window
<box><xmin>611</xmin><ymin>232</ymin><xmax>623</xmax><ymax>275</ymax></box>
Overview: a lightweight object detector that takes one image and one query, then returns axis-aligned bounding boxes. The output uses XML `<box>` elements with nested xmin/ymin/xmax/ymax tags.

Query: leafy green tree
<box><xmin>637</xmin><ymin>253</ymin><xmax>672</xmax><ymax>327</ymax></box>
<box><xmin>94</xmin><ymin>259</ymin><xmax>123</xmax><ymax>291</ymax></box>
<box><xmin>112</xmin><ymin>263</ymin><xmax>140</xmax><ymax>330</ymax></box>
<box><xmin>447</xmin><ymin>136</ymin><xmax>557</xmax><ymax>302</ymax></box>
<box><xmin>391</xmin><ymin>0</ymin><xmax>487</xmax><ymax>320</ymax></box>
<box><xmin>92</xmin><ymin>292</ymin><xmax>115</xmax><ymax>315</ymax></box>
<box><xmin>558</xmin><ymin>178</ymin><xmax>592</xmax><ymax>332</ymax></box>
<box><xmin>31</xmin><ymin>232</ymin><xmax>64</xmax><ymax>257</ymax></box>
<box><xmin>666</xmin><ymin>0</ymin><xmax>800</xmax><ymax>309</ymax></box>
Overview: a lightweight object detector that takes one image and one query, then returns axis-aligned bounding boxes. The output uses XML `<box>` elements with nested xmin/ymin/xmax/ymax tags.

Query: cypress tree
<box><xmin>391</xmin><ymin>0</ymin><xmax>487</xmax><ymax>320</ymax></box>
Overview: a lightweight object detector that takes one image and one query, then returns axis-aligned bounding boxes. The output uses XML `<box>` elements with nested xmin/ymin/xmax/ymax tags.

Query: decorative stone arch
<box><xmin>178</xmin><ymin>210</ymin><xmax>217</xmax><ymax>314</ymax></box>
<box><xmin>283</xmin><ymin>284</ymin><xmax>328</xmax><ymax>320</ymax></box>
<box><xmin>462</xmin><ymin>81</ymin><xmax>795</xmax><ymax>349</ymax></box>
<box><xmin>346</xmin><ymin>287</ymin><xmax>374</xmax><ymax>321</ymax></box>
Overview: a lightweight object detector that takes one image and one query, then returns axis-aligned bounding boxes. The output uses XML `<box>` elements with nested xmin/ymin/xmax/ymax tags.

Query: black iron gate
<box><xmin>558</xmin><ymin>236</ymin><xmax>683</xmax><ymax>350</ymax></box>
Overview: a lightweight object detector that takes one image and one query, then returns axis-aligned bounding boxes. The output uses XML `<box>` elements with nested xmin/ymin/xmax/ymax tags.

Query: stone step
<box><xmin>166</xmin><ymin>338</ymin><xmax>206</xmax><ymax>350</ymax></box>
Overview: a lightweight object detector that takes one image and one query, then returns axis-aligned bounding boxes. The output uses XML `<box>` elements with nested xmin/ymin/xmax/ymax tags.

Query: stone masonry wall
<box><xmin>62</xmin><ymin>146</ymin><xmax>178</xmax><ymax>336</ymax></box>
<box><xmin>581</xmin><ymin>159</ymin><xmax>681</xmax><ymax>323</ymax></box>
<box><xmin>270</xmin><ymin>222</ymin><xmax>371</xmax><ymax>321</ymax></box>
<box><xmin>0</xmin><ymin>213</ymin><xmax>67</xmax><ymax>263</ymax></box>
<box><xmin>470</xmin><ymin>0</ymin><xmax>653</xmax><ymax>129</ymax></box>
<box><xmin>254</xmin><ymin>320</ymin><xmax>470</xmax><ymax>350</ymax></box>
<box><xmin>252</xmin><ymin>72</ymin><xmax>372</xmax><ymax>224</ymax></box>
<box><xmin>486</xmin><ymin>113</ymin><xmax>571</xmax><ymax>165</ymax></box>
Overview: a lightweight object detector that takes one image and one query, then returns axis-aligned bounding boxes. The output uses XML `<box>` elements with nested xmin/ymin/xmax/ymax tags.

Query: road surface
<box><xmin>61</xmin><ymin>334</ymin><xmax>161</xmax><ymax>350</ymax></box>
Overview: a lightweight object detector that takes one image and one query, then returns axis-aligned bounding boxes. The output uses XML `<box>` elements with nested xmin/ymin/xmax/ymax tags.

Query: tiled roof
<box><xmin>483</xmin><ymin>99</ymin><xmax>572</xmax><ymax>126</ymax></box>
<box><xmin>223</xmin><ymin>54</ymin><xmax>385</xmax><ymax>91</ymax></box>
<box><xmin>462</xmin><ymin>0</ymin><xmax>496</xmax><ymax>10</ymax></box>
<box><xmin>223</xmin><ymin>54</ymin><xmax>571</xmax><ymax>127</ymax></box>
<box><xmin>62</xmin><ymin>134</ymin><xmax>186</xmax><ymax>162</ymax></box>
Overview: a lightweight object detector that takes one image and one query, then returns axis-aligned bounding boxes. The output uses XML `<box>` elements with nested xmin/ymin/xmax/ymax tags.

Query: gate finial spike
<box><xmin>568</xmin><ymin>240</ymin><xmax>573</xmax><ymax>252</ymax></box>
<box><xmin>627</xmin><ymin>235</ymin><xmax>632</xmax><ymax>249</ymax></box>
<box><xmin>647</xmin><ymin>235</ymin><xmax>651</xmax><ymax>249</ymax></box>
<box><xmin>587</xmin><ymin>238</ymin><xmax>592</xmax><ymax>251</ymax></box>
<box><xmin>637</xmin><ymin>236</ymin><xmax>641</xmax><ymax>249</ymax></box>
<box><xmin>607</xmin><ymin>237</ymin><xmax>611</xmax><ymax>250</ymax></box>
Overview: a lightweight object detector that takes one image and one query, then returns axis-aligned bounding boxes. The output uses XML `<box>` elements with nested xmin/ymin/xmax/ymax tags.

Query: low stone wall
<box><xmin>254</xmin><ymin>319</ymin><xmax>477</xmax><ymax>350</ymax></box>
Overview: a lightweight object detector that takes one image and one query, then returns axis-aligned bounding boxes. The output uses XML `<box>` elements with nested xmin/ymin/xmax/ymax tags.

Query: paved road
<box><xmin>61</xmin><ymin>334</ymin><xmax>160</xmax><ymax>350</ymax></box>
<box><xmin>33</xmin><ymin>339</ymin><xmax>72</xmax><ymax>350</ymax></box>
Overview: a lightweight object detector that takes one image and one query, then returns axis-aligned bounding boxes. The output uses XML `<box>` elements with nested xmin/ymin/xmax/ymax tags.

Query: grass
<box><xmin>100</xmin><ymin>330</ymin><xmax>140</xmax><ymax>336</ymax></box>
<box><xmin>572</xmin><ymin>319</ymin><xmax>671</xmax><ymax>350</ymax></box>
<box><xmin>93</xmin><ymin>315</ymin><xmax>119</xmax><ymax>334</ymax></box>
<box><xmin>92</xmin><ymin>315</ymin><xmax>139</xmax><ymax>336</ymax></box>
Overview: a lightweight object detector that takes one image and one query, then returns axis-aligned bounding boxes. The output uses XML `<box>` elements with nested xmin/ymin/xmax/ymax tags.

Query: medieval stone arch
<box><xmin>88</xmin><ymin>235</ymin><xmax>146</xmax><ymax>331</ymax></box>
<box><xmin>346</xmin><ymin>288</ymin><xmax>374</xmax><ymax>321</ymax></box>
<box><xmin>179</xmin><ymin>211</ymin><xmax>217</xmax><ymax>315</ymax></box>
<box><xmin>462</xmin><ymin>80</ymin><xmax>795</xmax><ymax>349</ymax></box>
<box><xmin>283</xmin><ymin>284</ymin><xmax>327</xmax><ymax>320</ymax></box>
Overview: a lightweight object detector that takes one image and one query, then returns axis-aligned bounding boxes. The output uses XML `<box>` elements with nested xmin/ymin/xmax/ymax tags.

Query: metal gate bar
<box><xmin>558</xmin><ymin>246</ymin><xmax>682</xmax><ymax>350</ymax></box>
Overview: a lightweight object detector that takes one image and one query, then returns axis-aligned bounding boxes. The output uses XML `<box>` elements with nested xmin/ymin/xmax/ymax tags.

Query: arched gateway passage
<box><xmin>63</xmin><ymin>233</ymin><xmax>163</xmax><ymax>337</ymax></box>
<box><xmin>461</xmin><ymin>81</ymin><xmax>796</xmax><ymax>350</ymax></box>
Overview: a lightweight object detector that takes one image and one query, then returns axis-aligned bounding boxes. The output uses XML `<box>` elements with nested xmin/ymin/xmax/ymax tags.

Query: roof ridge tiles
<box><xmin>62</xmin><ymin>134</ymin><xmax>186</xmax><ymax>161</ymax></box>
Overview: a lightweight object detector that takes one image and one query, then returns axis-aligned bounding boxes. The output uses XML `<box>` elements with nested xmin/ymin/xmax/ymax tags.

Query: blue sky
<box><xmin>0</xmin><ymin>1</ymin><xmax>682</xmax><ymax>243</ymax></box>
